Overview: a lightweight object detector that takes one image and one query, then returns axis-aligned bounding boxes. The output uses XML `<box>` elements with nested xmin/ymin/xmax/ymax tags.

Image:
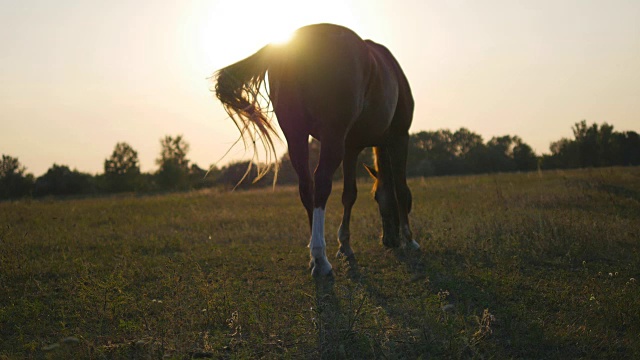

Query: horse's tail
<box><xmin>213</xmin><ymin>44</ymin><xmax>279</xmax><ymax>183</ymax></box>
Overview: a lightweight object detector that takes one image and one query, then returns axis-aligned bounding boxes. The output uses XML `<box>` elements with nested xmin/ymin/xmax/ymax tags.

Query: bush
<box><xmin>0</xmin><ymin>155</ymin><xmax>34</xmax><ymax>200</ymax></box>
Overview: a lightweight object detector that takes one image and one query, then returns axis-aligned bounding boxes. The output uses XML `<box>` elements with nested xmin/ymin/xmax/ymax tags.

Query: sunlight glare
<box><xmin>181</xmin><ymin>0</ymin><xmax>362</xmax><ymax>164</ymax></box>
<box><xmin>270</xmin><ymin>28</ymin><xmax>295</xmax><ymax>45</ymax></box>
<box><xmin>190</xmin><ymin>0</ymin><xmax>361</xmax><ymax>71</ymax></box>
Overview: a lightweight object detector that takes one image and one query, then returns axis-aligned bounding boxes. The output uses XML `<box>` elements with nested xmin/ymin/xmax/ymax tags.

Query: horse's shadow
<box><xmin>312</xmin><ymin>254</ymin><xmax>397</xmax><ymax>359</ymax></box>
<box><xmin>328</xmin><ymin>249</ymin><xmax>474</xmax><ymax>357</ymax></box>
<box><xmin>318</xmin><ymin>245</ymin><xmax>589</xmax><ymax>359</ymax></box>
<box><xmin>312</xmin><ymin>275</ymin><xmax>342</xmax><ymax>358</ymax></box>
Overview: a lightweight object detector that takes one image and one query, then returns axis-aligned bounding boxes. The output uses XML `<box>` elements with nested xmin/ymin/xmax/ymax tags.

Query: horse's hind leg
<box><xmin>309</xmin><ymin>138</ymin><xmax>345</xmax><ymax>277</ymax></box>
<box><xmin>286</xmin><ymin>134</ymin><xmax>314</xmax><ymax>228</ymax></box>
<box><xmin>337</xmin><ymin>147</ymin><xmax>361</xmax><ymax>259</ymax></box>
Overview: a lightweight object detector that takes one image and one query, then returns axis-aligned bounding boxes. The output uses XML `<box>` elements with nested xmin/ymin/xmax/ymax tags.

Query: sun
<box><xmin>191</xmin><ymin>0</ymin><xmax>362</xmax><ymax>70</ymax></box>
<box><xmin>269</xmin><ymin>28</ymin><xmax>295</xmax><ymax>45</ymax></box>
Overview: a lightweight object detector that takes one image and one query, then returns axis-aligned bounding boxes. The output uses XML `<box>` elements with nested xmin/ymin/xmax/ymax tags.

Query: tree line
<box><xmin>2</xmin><ymin>121</ymin><xmax>639</xmax><ymax>200</ymax></box>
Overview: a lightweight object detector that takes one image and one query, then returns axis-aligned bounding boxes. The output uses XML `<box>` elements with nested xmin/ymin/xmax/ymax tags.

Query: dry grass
<box><xmin>1</xmin><ymin>167</ymin><xmax>639</xmax><ymax>359</ymax></box>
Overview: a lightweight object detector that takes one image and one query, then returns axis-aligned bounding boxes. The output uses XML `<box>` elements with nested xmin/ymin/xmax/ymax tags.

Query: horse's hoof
<box><xmin>407</xmin><ymin>239</ymin><xmax>420</xmax><ymax>250</ymax></box>
<box><xmin>313</xmin><ymin>268</ymin><xmax>334</xmax><ymax>279</ymax></box>
<box><xmin>382</xmin><ymin>237</ymin><xmax>400</xmax><ymax>248</ymax></box>
<box><xmin>310</xmin><ymin>257</ymin><xmax>333</xmax><ymax>277</ymax></box>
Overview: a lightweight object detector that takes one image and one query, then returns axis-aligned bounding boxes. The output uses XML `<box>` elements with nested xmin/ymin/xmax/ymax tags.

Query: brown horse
<box><xmin>214</xmin><ymin>23</ymin><xmax>419</xmax><ymax>276</ymax></box>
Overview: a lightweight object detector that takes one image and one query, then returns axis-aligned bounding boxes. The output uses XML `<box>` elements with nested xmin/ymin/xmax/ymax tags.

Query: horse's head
<box><xmin>364</xmin><ymin>164</ymin><xmax>412</xmax><ymax>247</ymax></box>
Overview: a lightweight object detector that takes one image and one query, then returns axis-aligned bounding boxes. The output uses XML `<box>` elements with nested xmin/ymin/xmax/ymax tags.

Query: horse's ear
<box><xmin>363</xmin><ymin>163</ymin><xmax>377</xmax><ymax>179</ymax></box>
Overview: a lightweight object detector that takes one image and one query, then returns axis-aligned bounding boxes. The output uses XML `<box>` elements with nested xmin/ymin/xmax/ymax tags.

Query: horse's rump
<box><xmin>214</xmin><ymin>24</ymin><xmax>376</xmax><ymax>168</ymax></box>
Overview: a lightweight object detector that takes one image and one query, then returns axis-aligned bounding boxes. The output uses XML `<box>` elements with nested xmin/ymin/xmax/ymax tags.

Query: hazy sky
<box><xmin>2</xmin><ymin>0</ymin><xmax>639</xmax><ymax>176</ymax></box>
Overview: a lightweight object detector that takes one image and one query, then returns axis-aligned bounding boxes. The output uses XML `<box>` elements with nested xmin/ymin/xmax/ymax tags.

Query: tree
<box><xmin>104</xmin><ymin>142</ymin><xmax>140</xmax><ymax>192</ymax></box>
<box><xmin>483</xmin><ymin>135</ymin><xmax>517</xmax><ymax>173</ymax></box>
<box><xmin>0</xmin><ymin>155</ymin><xmax>34</xmax><ymax>199</ymax></box>
<box><xmin>597</xmin><ymin>123</ymin><xmax>618</xmax><ymax>166</ymax></box>
<box><xmin>189</xmin><ymin>163</ymin><xmax>220</xmax><ymax>189</ymax></box>
<box><xmin>407</xmin><ymin>130</ymin><xmax>461</xmax><ymax>176</ymax></box>
<box><xmin>217</xmin><ymin>161</ymin><xmax>264</xmax><ymax>189</ymax></box>
<box><xmin>452</xmin><ymin>128</ymin><xmax>484</xmax><ymax>157</ymax></box>
<box><xmin>570</xmin><ymin>120</ymin><xmax>620</xmax><ymax>167</ymax></box>
<box><xmin>275</xmin><ymin>156</ymin><xmax>299</xmax><ymax>185</ymax></box>
<box><xmin>406</xmin><ymin>129</ymin><xmax>540</xmax><ymax>175</ymax></box>
<box><xmin>617</xmin><ymin>131</ymin><xmax>640</xmax><ymax>166</ymax></box>
<box><xmin>453</xmin><ymin>128</ymin><xmax>486</xmax><ymax>174</ymax></box>
<box><xmin>512</xmin><ymin>138</ymin><xmax>538</xmax><ymax>171</ymax></box>
<box><xmin>156</xmin><ymin>135</ymin><xmax>190</xmax><ymax>190</ymax></box>
<box><xmin>541</xmin><ymin>121</ymin><xmax>640</xmax><ymax>169</ymax></box>
<box><xmin>34</xmin><ymin>164</ymin><xmax>93</xmax><ymax>197</ymax></box>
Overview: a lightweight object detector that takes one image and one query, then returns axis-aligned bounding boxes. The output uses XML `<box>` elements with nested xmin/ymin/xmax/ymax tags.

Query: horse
<box><xmin>213</xmin><ymin>23</ymin><xmax>419</xmax><ymax>276</ymax></box>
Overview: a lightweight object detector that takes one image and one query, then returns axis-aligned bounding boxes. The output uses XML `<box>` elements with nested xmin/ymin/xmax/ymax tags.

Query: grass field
<box><xmin>1</xmin><ymin>167</ymin><xmax>639</xmax><ymax>359</ymax></box>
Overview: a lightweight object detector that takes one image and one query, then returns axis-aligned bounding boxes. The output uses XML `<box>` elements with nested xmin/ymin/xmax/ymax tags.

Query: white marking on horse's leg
<box><xmin>310</xmin><ymin>207</ymin><xmax>332</xmax><ymax>276</ymax></box>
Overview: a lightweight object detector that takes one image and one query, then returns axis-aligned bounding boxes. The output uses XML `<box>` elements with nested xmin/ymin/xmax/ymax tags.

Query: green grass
<box><xmin>1</xmin><ymin>167</ymin><xmax>639</xmax><ymax>359</ymax></box>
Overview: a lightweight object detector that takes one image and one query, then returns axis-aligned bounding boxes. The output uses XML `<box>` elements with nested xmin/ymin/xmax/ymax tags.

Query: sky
<box><xmin>1</xmin><ymin>0</ymin><xmax>639</xmax><ymax>176</ymax></box>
